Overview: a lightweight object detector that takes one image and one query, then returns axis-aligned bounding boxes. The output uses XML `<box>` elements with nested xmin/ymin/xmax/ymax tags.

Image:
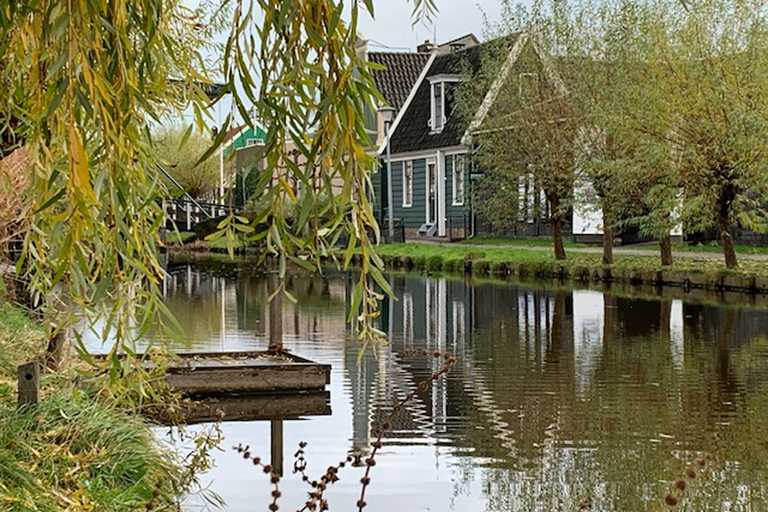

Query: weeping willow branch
<box><xmin>0</xmin><ymin>0</ymin><xmax>437</xmax><ymax>389</ymax></box>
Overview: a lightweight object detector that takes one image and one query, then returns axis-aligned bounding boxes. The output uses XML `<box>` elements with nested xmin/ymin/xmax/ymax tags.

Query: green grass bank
<box><xmin>0</xmin><ymin>303</ymin><xmax>189</xmax><ymax>512</ymax></box>
<box><xmin>459</xmin><ymin>236</ymin><xmax>768</xmax><ymax>255</ymax></box>
<box><xmin>369</xmin><ymin>243</ymin><xmax>768</xmax><ymax>293</ymax></box>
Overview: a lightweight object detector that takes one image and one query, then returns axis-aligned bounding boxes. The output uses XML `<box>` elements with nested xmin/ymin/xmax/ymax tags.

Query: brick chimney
<box><xmin>417</xmin><ymin>40</ymin><xmax>436</xmax><ymax>53</ymax></box>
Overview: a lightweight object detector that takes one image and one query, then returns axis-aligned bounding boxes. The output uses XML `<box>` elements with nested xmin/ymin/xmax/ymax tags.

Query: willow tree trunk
<box><xmin>551</xmin><ymin>194</ymin><xmax>567</xmax><ymax>261</ymax></box>
<box><xmin>602</xmin><ymin>205</ymin><xmax>613</xmax><ymax>265</ymax></box>
<box><xmin>659</xmin><ymin>234</ymin><xmax>673</xmax><ymax>267</ymax></box>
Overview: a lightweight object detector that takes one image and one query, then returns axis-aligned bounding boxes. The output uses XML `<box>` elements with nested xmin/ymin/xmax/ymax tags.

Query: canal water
<box><xmin>152</xmin><ymin>258</ymin><xmax>768</xmax><ymax>511</ymax></box>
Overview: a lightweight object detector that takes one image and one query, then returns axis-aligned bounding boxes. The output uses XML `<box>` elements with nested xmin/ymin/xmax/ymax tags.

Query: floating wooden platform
<box><xmin>155</xmin><ymin>350</ymin><xmax>330</xmax><ymax>395</ymax></box>
<box><xmin>96</xmin><ymin>349</ymin><xmax>331</xmax><ymax>396</ymax></box>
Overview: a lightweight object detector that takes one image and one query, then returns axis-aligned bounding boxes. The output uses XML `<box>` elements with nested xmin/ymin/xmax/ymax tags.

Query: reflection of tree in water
<box><xmin>160</xmin><ymin>261</ymin><xmax>768</xmax><ymax>510</ymax></box>
<box><xmin>445</xmin><ymin>284</ymin><xmax>768</xmax><ymax>511</ymax></box>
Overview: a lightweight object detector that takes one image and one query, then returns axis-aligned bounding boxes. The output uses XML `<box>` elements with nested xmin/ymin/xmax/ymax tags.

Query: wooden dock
<box><xmin>155</xmin><ymin>350</ymin><xmax>331</xmax><ymax>395</ymax></box>
<box><xmin>133</xmin><ymin>349</ymin><xmax>331</xmax><ymax>395</ymax></box>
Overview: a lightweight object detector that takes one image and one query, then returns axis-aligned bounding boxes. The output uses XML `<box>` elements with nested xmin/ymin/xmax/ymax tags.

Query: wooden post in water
<box><xmin>268</xmin><ymin>259</ymin><xmax>283</xmax><ymax>352</ymax></box>
<box><xmin>17</xmin><ymin>361</ymin><xmax>40</xmax><ymax>406</ymax></box>
<box><xmin>270</xmin><ymin>419</ymin><xmax>284</xmax><ymax>476</ymax></box>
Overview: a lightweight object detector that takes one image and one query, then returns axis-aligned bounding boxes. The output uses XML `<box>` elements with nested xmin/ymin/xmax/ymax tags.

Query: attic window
<box><xmin>519</xmin><ymin>73</ymin><xmax>540</xmax><ymax>100</ymax></box>
<box><xmin>246</xmin><ymin>138</ymin><xmax>264</xmax><ymax>147</ymax></box>
<box><xmin>428</xmin><ymin>75</ymin><xmax>461</xmax><ymax>133</ymax></box>
<box><xmin>433</xmin><ymin>83</ymin><xmax>444</xmax><ymax>131</ymax></box>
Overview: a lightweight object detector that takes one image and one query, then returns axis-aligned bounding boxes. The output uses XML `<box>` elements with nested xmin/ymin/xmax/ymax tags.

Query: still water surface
<box><xmin>142</xmin><ymin>258</ymin><xmax>768</xmax><ymax>511</ymax></box>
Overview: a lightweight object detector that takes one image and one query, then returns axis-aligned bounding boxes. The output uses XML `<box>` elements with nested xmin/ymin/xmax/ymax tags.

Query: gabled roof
<box><xmin>368</xmin><ymin>52</ymin><xmax>432</xmax><ymax>111</ymax></box>
<box><xmin>388</xmin><ymin>35</ymin><xmax>523</xmax><ymax>155</ymax></box>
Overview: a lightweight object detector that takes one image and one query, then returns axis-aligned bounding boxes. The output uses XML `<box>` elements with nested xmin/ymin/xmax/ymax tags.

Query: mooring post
<box><xmin>268</xmin><ymin>259</ymin><xmax>283</xmax><ymax>352</ymax></box>
<box><xmin>270</xmin><ymin>419</ymin><xmax>284</xmax><ymax>476</ymax></box>
<box><xmin>17</xmin><ymin>361</ymin><xmax>40</xmax><ymax>406</ymax></box>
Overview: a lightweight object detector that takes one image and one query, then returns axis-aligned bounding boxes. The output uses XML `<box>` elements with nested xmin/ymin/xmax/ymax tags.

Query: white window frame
<box><xmin>428</xmin><ymin>75</ymin><xmax>461</xmax><ymax>134</ymax></box>
<box><xmin>519</xmin><ymin>72</ymin><xmax>540</xmax><ymax>98</ymax></box>
<box><xmin>402</xmin><ymin>160</ymin><xmax>413</xmax><ymax>207</ymax></box>
<box><xmin>246</xmin><ymin>138</ymin><xmax>264</xmax><ymax>147</ymax></box>
<box><xmin>452</xmin><ymin>154</ymin><xmax>465</xmax><ymax>206</ymax></box>
<box><xmin>432</xmin><ymin>82</ymin><xmax>444</xmax><ymax>132</ymax></box>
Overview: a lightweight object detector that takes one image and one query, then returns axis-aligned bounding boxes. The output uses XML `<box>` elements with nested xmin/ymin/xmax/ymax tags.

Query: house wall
<box><xmin>389</xmin><ymin>159</ymin><xmax>427</xmax><ymax>230</ymax></box>
<box><xmin>386</xmin><ymin>152</ymin><xmax>470</xmax><ymax>236</ymax></box>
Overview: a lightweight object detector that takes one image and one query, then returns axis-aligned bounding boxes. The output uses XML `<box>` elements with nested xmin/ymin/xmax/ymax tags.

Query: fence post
<box><xmin>270</xmin><ymin>419</ymin><xmax>284</xmax><ymax>476</ymax></box>
<box><xmin>268</xmin><ymin>259</ymin><xmax>283</xmax><ymax>353</ymax></box>
<box><xmin>17</xmin><ymin>361</ymin><xmax>40</xmax><ymax>406</ymax></box>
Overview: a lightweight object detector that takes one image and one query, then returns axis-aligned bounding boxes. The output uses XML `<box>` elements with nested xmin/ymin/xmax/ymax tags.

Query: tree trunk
<box><xmin>659</xmin><ymin>234</ymin><xmax>673</xmax><ymax>266</ymax></box>
<box><xmin>551</xmin><ymin>194</ymin><xmax>567</xmax><ymax>261</ymax></box>
<box><xmin>717</xmin><ymin>194</ymin><xmax>738</xmax><ymax>269</ymax></box>
<box><xmin>602</xmin><ymin>205</ymin><xmax>613</xmax><ymax>265</ymax></box>
<box><xmin>45</xmin><ymin>329</ymin><xmax>70</xmax><ymax>370</ymax></box>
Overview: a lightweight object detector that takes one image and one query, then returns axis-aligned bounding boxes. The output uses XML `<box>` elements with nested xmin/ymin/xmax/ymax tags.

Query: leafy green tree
<box><xmin>461</xmin><ymin>7</ymin><xmax>577</xmax><ymax>260</ymax></box>
<box><xmin>154</xmin><ymin>126</ymin><xmax>220</xmax><ymax>199</ymax></box>
<box><xmin>577</xmin><ymin>0</ymin><xmax>768</xmax><ymax>269</ymax></box>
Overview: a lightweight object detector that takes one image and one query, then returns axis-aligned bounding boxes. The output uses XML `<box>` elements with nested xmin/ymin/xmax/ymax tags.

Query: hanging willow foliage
<box><xmin>0</xmin><ymin>0</ymin><xmax>436</xmax><ymax>382</ymax></box>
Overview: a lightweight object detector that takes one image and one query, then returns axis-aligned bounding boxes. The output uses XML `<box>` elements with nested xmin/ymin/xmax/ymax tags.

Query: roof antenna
<box><xmin>433</xmin><ymin>21</ymin><xmax>437</xmax><ymax>46</ymax></box>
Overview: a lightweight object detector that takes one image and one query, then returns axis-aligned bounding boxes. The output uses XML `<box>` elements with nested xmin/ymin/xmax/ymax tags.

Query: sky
<box><xmin>357</xmin><ymin>0</ymin><xmax>509</xmax><ymax>51</ymax></box>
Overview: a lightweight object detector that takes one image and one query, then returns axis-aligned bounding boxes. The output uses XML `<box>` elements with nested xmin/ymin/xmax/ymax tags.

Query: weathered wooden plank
<box><xmin>271</xmin><ymin>419</ymin><xmax>284</xmax><ymax>476</ymax></box>
<box><xmin>95</xmin><ymin>349</ymin><xmax>331</xmax><ymax>395</ymax></box>
<box><xmin>17</xmin><ymin>361</ymin><xmax>40</xmax><ymax>406</ymax></box>
<box><xmin>164</xmin><ymin>364</ymin><xmax>330</xmax><ymax>394</ymax></box>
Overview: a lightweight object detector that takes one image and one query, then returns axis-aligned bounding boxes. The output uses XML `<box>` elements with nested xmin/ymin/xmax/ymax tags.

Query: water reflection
<box><xmin>157</xmin><ymin>259</ymin><xmax>768</xmax><ymax>512</ymax></box>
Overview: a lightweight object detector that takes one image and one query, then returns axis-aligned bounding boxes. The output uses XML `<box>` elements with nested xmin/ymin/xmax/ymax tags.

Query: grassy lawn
<box><xmin>459</xmin><ymin>236</ymin><xmax>588</xmax><ymax>248</ymax></box>
<box><xmin>669</xmin><ymin>243</ymin><xmax>768</xmax><ymax>255</ymax></box>
<box><xmin>377</xmin><ymin>242</ymin><xmax>768</xmax><ymax>277</ymax></box>
<box><xmin>457</xmin><ymin>236</ymin><xmax>768</xmax><ymax>255</ymax></box>
<box><xmin>166</xmin><ymin>230</ymin><xmax>197</xmax><ymax>245</ymax></box>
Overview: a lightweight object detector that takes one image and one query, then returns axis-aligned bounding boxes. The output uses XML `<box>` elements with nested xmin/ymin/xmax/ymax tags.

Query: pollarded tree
<box><xmin>568</xmin><ymin>0</ymin><xmax>683</xmax><ymax>267</ymax></box>
<box><xmin>587</xmin><ymin>0</ymin><xmax>768</xmax><ymax>269</ymax></box>
<box><xmin>462</xmin><ymin>6</ymin><xmax>578</xmax><ymax>260</ymax></box>
<box><xmin>667</xmin><ymin>0</ymin><xmax>768</xmax><ymax>269</ymax></box>
<box><xmin>474</xmin><ymin>95</ymin><xmax>578</xmax><ymax>260</ymax></box>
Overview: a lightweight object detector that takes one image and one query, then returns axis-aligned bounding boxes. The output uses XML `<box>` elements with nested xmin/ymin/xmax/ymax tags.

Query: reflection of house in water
<box><xmin>163</xmin><ymin>264</ymin><xmax>350</xmax><ymax>349</ymax></box>
<box><xmin>158</xmin><ymin>262</ymin><xmax>768</xmax><ymax>511</ymax></box>
<box><xmin>160</xmin><ymin>262</ymin><xmax>768</xmax><ymax>491</ymax></box>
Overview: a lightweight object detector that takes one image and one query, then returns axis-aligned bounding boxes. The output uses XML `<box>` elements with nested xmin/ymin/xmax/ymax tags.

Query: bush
<box><xmin>473</xmin><ymin>260</ymin><xmax>491</xmax><ymax>275</ymax></box>
<box><xmin>427</xmin><ymin>255</ymin><xmax>444</xmax><ymax>271</ymax></box>
<box><xmin>154</xmin><ymin>125</ymin><xmax>220</xmax><ymax>199</ymax></box>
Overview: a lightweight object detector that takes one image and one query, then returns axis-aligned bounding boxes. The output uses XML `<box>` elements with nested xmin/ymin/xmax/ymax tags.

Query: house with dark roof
<box><xmin>373</xmin><ymin>32</ymin><xmax>613</xmax><ymax>241</ymax></box>
<box><xmin>372</xmin><ymin>34</ymin><xmax>536</xmax><ymax>238</ymax></box>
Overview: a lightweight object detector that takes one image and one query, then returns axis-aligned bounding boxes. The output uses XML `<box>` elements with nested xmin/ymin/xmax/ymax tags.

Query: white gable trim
<box><xmin>376</xmin><ymin>52</ymin><xmax>438</xmax><ymax>157</ymax></box>
<box><xmin>222</xmin><ymin>119</ymin><xmax>270</xmax><ymax>151</ymax></box>
<box><xmin>461</xmin><ymin>32</ymin><xmax>529</xmax><ymax>146</ymax></box>
<box><xmin>530</xmin><ymin>39</ymin><xmax>568</xmax><ymax>96</ymax></box>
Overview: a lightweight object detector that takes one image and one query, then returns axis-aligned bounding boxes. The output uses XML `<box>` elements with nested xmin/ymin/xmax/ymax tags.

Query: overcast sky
<box><xmin>358</xmin><ymin>1</ymin><xmax>510</xmax><ymax>50</ymax></box>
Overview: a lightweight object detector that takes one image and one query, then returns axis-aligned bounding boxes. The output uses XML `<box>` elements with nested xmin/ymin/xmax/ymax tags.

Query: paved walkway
<box><xmin>406</xmin><ymin>239</ymin><xmax>768</xmax><ymax>261</ymax></box>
